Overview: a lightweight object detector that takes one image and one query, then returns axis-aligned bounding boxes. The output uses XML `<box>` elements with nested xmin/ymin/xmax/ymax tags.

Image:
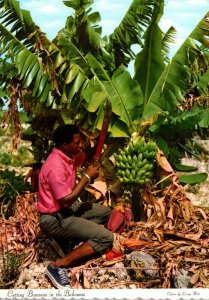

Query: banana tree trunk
<box><xmin>131</xmin><ymin>186</ymin><xmax>143</xmax><ymax>221</ymax></box>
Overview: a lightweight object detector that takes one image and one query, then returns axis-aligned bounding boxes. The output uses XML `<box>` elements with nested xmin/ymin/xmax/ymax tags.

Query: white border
<box><xmin>0</xmin><ymin>289</ymin><xmax>209</xmax><ymax>300</ymax></box>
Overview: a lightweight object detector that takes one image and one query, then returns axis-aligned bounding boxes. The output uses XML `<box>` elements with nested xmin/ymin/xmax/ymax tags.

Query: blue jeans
<box><xmin>40</xmin><ymin>202</ymin><xmax>113</xmax><ymax>254</ymax></box>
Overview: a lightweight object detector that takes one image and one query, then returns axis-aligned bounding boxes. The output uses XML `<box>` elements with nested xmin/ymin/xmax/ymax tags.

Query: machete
<box><xmin>94</xmin><ymin>99</ymin><xmax>112</xmax><ymax>166</ymax></box>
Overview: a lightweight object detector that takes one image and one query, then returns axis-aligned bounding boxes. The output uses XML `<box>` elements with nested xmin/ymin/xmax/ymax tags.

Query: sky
<box><xmin>18</xmin><ymin>0</ymin><xmax>209</xmax><ymax>39</ymax></box>
<box><xmin>18</xmin><ymin>0</ymin><xmax>209</xmax><ymax>58</ymax></box>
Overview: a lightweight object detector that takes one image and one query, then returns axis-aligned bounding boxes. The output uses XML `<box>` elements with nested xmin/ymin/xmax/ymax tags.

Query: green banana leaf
<box><xmin>63</xmin><ymin>0</ymin><xmax>93</xmax><ymax>10</ymax></box>
<box><xmin>161</xmin><ymin>26</ymin><xmax>177</xmax><ymax>62</ymax></box>
<box><xmin>109</xmin><ymin>0</ymin><xmax>156</xmax><ymax>65</ymax></box>
<box><xmin>198</xmin><ymin>109</ymin><xmax>209</xmax><ymax>128</ymax></box>
<box><xmin>134</xmin><ymin>0</ymin><xmax>165</xmax><ymax>104</ymax></box>
<box><xmin>0</xmin><ymin>2</ymin><xmax>59</xmax><ymax>104</ymax></box>
<box><xmin>0</xmin><ymin>0</ymin><xmax>159</xmax><ymax>138</ymax></box>
<box><xmin>173</xmin><ymin>163</ymin><xmax>198</xmax><ymax>172</ymax></box>
<box><xmin>58</xmin><ymin>29</ymin><xmax>145</xmax><ymax>134</ymax></box>
<box><xmin>197</xmin><ymin>68</ymin><xmax>209</xmax><ymax>94</ymax></box>
<box><xmin>86</xmin><ymin>54</ymin><xmax>144</xmax><ymax>133</ymax></box>
<box><xmin>0</xmin><ymin>0</ymin><xmax>36</xmax><ymax>47</ymax></box>
<box><xmin>179</xmin><ymin>173</ymin><xmax>208</xmax><ymax>185</ymax></box>
<box><xmin>142</xmin><ymin>12</ymin><xmax>209</xmax><ymax>121</ymax></box>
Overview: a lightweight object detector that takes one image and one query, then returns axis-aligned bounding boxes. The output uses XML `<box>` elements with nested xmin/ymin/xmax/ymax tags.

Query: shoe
<box><xmin>45</xmin><ymin>264</ymin><xmax>70</xmax><ymax>289</ymax></box>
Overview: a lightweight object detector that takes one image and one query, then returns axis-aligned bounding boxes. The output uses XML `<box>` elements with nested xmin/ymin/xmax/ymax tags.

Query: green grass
<box><xmin>0</xmin><ymin>252</ymin><xmax>25</xmax><ymax>288</ymax></box>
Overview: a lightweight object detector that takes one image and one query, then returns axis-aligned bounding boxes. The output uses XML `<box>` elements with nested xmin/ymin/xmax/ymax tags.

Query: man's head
<box><xmin>53</xmin><ymin>124</ymin><xmax>82</xmax><ymax>157</ymax></box>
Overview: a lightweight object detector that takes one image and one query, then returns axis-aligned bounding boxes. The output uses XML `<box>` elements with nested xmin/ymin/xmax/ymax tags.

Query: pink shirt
<box><xmin>37</xmin><ymin>148</ymin><xmax>76</xmax><ymax>213</ymax></box>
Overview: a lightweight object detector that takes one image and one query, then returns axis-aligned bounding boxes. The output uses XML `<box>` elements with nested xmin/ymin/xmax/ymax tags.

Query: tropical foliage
<box><xmin>1</xmin><ymin>1</ymin><xmax>209</xmax><ymax>288</ymax></box>
<box><xmin>0</xmin><ymin>0</ymin><xmax>209</xmax><ymax>162</ymax></box>
<box><xmin>0</xmin><ymin>169</ymin><xmax>30</xmax><ymax>219</ymax></box>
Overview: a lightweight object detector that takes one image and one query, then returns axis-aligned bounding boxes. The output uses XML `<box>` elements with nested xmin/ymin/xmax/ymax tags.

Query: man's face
<box><xmin>64</xmin><ymin>133</ymin><xmax>82</xmax><ymax>157</ymax></box>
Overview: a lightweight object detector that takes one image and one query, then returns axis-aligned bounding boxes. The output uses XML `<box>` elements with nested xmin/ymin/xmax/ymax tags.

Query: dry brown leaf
<box><xmin>201</xmin><ymin>238</ymin><xmax>209</xmax><ymax>248</ymax></box>
<box><xmin>144</xmin><ymin>204</ymin><xmax>153</xmax><ymax>219</ymax></box>
<box><xmin>123</xmin><ymin>238</ymin><xmax>153</xmax><ymax>250</ymax></box>
<box><xmin>82</xmin><ymin>270</ymin><xmax>92</xmax><ymax>289</ymax></box>
<box><xmin>180</xmin><ymin>200</ymin><xmax>195</xmax><ymax>222</ymax></box>
<box><xmin>191</xmin><ymin>270</ymin><xmax>200</xmax><ymax>286</ymax></box>
<box><xmin>89</xmin><ymin>180</ymin><xmax>107</xmax><ymax>197</ymax></box>
<box><xmin>155</xmin><ymin>241</ymin><xmax>176</xmax><ymax>251</ymax></box>
<box><xmin>153</xmin><ymin>197</ymin><xmax>166</xmax><ymax>220</ymax></box>
<box><xmin>70</xmin><ymin>273</ymin><xmax>80</xmax><ymax>289</ymax></box>
<box><xmin>156</xmin><ymin>149</ymin><xmax>174</xmax><ymax>173</ymax></box>
<box><xmin>188</xmin><ymin>265</ymin><xmax>199</xmax><ymax>273</ymax></box>
<box><xmin>200</xmin><ymin>248</ymin><xmax>207</xmax><ymax>255</ymax></box>
<box><xmin>164</xmin><ymin>230</ymin><xmax>202</xmax><ymax>242</ymax></box>
<box><xmin>101</xmin><ymin>257</ymin><xmax>124</xmax><ymax>266</ymax></box>
<box><xmin>196</xmin><ymin>207</ymin><xmax>208</xmax><ymax>220</ymax></box>
<box><xmin>167</xmin><ymin>219</ymin><xmax>175</xmax><ymax>231</ymax></box>
<box><xmin>173</xmin><ymin>245</ymin><xmax>193</xmax><ymax>255</ymax></box>
<box><xmin>70</xmin><ymin>269</ymin><xmax>84</xmax><ymax>289</ymax></box>
<box><xmin>183</xmin><ymin>228</ymin><xmax>203</xmax><ymax>241</ymax></box>
<box><xmin>167</xmin><ymin>206</ymin><xmax>174</xmax><ymax>219</ymax></box>
<box><xmin>141</xmin><ymin>190</ymin><xmax>153</xmax><ymax>205</ymax></box>
<box><xmin>21</xmin><ymin>247</ymin><xmax>37</xmax><ymax>268</ymax></box>
<box><xmin>162</xmin><ymin>261</ymin><xmax>173</xmax><ymax>289</ymax></box>
<box><xmin>200</xmin><ymin>269</ymin><xmax>209</xmax><ymax>287</ymax></box>
<box><xmin>85</xmin><ymin>186</ymin><xmax>102</xmax><ymax>200</ymax></box>
<box><xmin>153</xmin><ymin>229</ymin><xmax>164</xmax><ymax>243</ymax></box>
<box><xmin>185</xmin><ymin>257</ymin><xmax>209</xmax><ymax>263</ymax></box>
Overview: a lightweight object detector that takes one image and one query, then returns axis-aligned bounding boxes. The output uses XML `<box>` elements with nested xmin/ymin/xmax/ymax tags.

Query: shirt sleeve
<box><xmin>47</xmin><ymin>165</ymin><xmax>73</xmax><ymax>200</ymax></box>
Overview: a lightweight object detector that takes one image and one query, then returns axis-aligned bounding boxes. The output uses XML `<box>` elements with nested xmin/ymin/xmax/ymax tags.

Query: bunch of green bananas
<box><xmin>114</xmin><ymin>137</ymin><xmax>157</xmax><ymax>187</ymax></box>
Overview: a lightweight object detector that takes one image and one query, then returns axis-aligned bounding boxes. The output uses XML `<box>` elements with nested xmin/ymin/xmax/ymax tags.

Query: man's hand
<box><xmin>85</xmin><ymin>164</ymin><xmax>99</xmax><ymax>180</ymax></box>
<box><xmin>59</xmin><ymin>164</ymin><xmax>99</xmax><ymax>209</ymax></box>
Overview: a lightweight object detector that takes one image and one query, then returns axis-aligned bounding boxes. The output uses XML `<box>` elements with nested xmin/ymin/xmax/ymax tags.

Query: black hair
<box><xmin>53</xmin><ymin>124</ymin><xmax>80</xmax><ymax>147</ymax></box>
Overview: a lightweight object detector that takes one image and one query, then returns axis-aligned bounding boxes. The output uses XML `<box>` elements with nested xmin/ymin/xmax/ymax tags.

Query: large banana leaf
<box><xmin>142</xmin><ymin>12</ymin><xmax>209</xmax><ymax>120</ymax></box>
<box><xmin>63</xmin><ymin>0</ymin><xmax>93</xmax><ymax>10</ymax></box>
<box><xmin>197</xmin><ymin>68</ymin><xmax>209</xmax><ymax>94</ymax></box>
<box><xmin>0</xmin><ymin>0</ymin><xmax>71</xmax><ymax>97</ymax></box>
<box><xmin>0</xmin><ymin>0</ymin><xmax>156</xmax><ymax>138</ymax></box>
<box><xmin>58</xmin><ymin>32</ymin><xmax>144</xmax><ymax>135</ymax></box>
<box><xmin>108</xmin><ymin>0</ymin><xmax>156</xmax><ymax>66</ymax></box>
<box><xmin>0</xmin><ymin>0</ymin><xmax>36</xmax><ymax>48</ymax></box>
<box><xmin>58</xmin><ymin>30</ymin><xmax>89</xmax><ymax>72</ymax></box>
<box><xmin>1</xmin><ymin>2</ymin><xmax>112</xmax><ymax>129</ymax></box>
<box><xmin>0</xmin><ymin>23</ymin><xmax>25</xmax><ymax>56</ymax></box>
<box><xmin>58</xmin><ymin>31</ymin><xmax>144</xmax><ymax>135</ymax></box>
<box><xmin>152</xmin><ymin>106</ymin><xmax>203</xmax><ymax>136</ymax></box>
<box><xmin>85</xmin><ymin>54</ymin><xmax>143</xmax><ymax>133</ymax></box>
<box><xmin>198</xmin><ymin>109</ymin><xmax>209</xmax><ymax>128</ymax></box>
<box><xmin>63</xmin><ymin>0</ymin><xmax>105</xmax><ymax>55</ymax></box>
<box><xmin>56</xmin><ymin>0</ymin><xmax>155</xmax><ymax>134</ymax></box>
<box><xmin>0</xmin><ymin>0</ymin><xmax>55</xmax><ymax>105</ymax></box>
<box><xmin>161</xmin><ymin>26</ymin><xmax>177</xmax><ymax>62</ymax></box>
<box><xmin>134</xmin><ymin>0</ymin><xmax>165</xmax><ymax>104</ymax></box>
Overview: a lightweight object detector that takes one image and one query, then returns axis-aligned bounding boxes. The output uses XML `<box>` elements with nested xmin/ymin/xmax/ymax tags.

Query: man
<box><xmin>37</xmin><ymin>124</ymin><xmax>113</xmax><ymax>289</ymax></box>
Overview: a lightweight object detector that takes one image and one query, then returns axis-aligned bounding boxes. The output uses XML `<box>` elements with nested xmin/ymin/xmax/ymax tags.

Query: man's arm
<box><xmin>59</xmin><ymin>164</ymin><xmax>99</xmax><ymax>209</ymax></box>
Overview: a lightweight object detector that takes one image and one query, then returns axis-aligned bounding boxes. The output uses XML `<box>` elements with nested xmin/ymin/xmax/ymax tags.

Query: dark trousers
<box><xmin>40</xmin><ymin>202</ymin><xmax>113</xmax><ymax>254</ymax></box>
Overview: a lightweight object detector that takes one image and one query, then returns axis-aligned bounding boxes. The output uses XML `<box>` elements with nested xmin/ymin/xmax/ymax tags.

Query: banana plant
<box><xmin>141</xmin><ymin>12</ymin><xmax>209</xmax><ymax>121</ymax></box>
<box><xmin>0</xmin><ymin>0</ymin><xmax>209</xmax><ymax>147</ymax></box>
<box><xmin>137</xmin><ymin>10</ymin><xmax>209</xmax><ymax>160</ymax></box>
<box><xmin>0</xmin><ymin>0</ymin><xmax>158</xmax><ymax>138</ymax></box>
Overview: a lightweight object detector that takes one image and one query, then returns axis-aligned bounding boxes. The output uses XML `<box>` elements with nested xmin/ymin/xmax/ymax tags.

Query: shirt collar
<box><xmin>52</xmin><ymin>148</ymin><xmax>74</xmax><ymax>164</ymax></box>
